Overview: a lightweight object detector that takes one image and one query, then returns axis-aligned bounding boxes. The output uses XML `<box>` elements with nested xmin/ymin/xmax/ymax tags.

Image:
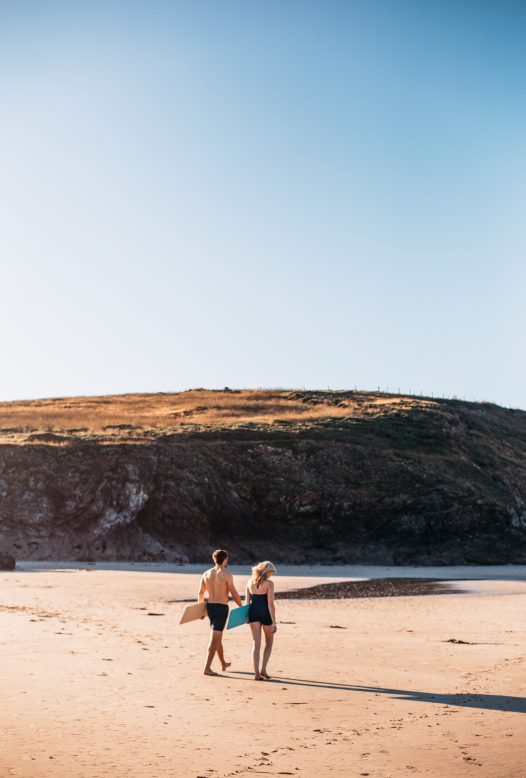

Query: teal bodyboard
<box><xmin>226</xmin><ymin>604</ymin><xmax>250</xmax><ymax>629</ymax></box>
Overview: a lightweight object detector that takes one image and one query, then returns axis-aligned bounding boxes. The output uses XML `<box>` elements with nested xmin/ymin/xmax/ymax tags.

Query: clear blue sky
<box><xmin>0</xmin><ymin>1</ymin><xmax>524</xmax><ymax>406</ymax></box>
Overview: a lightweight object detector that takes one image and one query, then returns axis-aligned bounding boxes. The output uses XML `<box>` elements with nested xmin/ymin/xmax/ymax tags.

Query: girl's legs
<box><xmin>261</xmin><ymin>625</ymin><xmax>274</xmax><ymax>678</ymax></box>
<box><xmin>250</xmin><ymin>622</ymin><xmax>262</xmax><ymax>679</ymax></box>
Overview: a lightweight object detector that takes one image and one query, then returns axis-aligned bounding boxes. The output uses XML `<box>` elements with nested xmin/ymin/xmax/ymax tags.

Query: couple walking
<box><xmin>198</xmin><ymin>549</ymin><xmax>277</xmax><ymax>680</ymax></box>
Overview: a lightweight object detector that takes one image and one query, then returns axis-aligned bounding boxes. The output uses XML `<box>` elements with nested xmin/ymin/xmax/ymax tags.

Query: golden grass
<box><xmin>0</xmin><ymin>389</ymin><xmax>438</xmax><ymax>444</ymax></box>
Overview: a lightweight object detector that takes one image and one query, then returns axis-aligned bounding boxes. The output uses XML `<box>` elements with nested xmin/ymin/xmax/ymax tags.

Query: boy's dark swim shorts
<box><xmin>207</xmin><ymin>602</ymin><xmax>229</xmax><ymax>631</ymax></box>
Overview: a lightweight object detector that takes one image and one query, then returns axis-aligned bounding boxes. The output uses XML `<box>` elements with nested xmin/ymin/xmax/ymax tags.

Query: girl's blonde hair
<box><xmin>252</xmin><ymin>560</ymin><xmax>277</xmax><ymax>587</ymax></box>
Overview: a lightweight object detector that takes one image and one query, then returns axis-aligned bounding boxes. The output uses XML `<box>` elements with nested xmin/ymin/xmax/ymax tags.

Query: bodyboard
<box><xmin>179</xmin><ymin>602</ymin><xmax>207</xmax><ymax>625</ymax></box>
<box><xmin>226</xmin><ymin>604</ymin><xmax>250</xmax><ymax>630</ymax></box>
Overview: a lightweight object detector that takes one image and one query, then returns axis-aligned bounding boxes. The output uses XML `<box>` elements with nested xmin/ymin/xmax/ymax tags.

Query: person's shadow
<box><xmin>229</xmin><ymin>673</ymin><xmax>526</xmax><ymax>713</ymax></box>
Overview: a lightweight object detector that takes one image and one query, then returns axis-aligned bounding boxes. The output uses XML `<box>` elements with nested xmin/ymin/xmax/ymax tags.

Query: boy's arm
<box><xmin>197</xmin><ymin>575</ymin><xmax>207</xmax><ymax>603</ymax></box>
<box><xmin>228</xmin><ymin>574</ymin><xmax>243</xmax><ymax>607</ymax></box>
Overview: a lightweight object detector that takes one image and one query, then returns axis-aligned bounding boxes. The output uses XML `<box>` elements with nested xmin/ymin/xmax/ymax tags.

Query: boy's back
<box><xmin>202</xmin><ymin>567</ymin><xmax>231</xmax><ymax>604</ymax></box>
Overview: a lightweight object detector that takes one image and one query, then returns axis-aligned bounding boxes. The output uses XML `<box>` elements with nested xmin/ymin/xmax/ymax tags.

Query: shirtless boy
<box><xmin>198</xmin><ymin>549</ymin><xmax>242</xmax><ymax>676</ymax></box>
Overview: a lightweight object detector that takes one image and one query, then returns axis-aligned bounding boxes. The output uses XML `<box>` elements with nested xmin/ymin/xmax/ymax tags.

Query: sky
<box><xmin>0</xmin><ymin>0</ymin><xmax>524</xmax><ymax>407</ymax></box>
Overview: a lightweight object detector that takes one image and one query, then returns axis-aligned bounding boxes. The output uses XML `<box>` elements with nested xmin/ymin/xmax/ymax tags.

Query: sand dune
<box><xmin>1</xmin><ymin>569</ymin><xmax>525</xmax><ymax>777</ymax></box>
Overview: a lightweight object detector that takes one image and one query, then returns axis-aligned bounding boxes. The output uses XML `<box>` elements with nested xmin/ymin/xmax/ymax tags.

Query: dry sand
<box><xmin>1</xmin><ymin>568</ymin><xmax>525</xmax><ymax>777</ymax></box>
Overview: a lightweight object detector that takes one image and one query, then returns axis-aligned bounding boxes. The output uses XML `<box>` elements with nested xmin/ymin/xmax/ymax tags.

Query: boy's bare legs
<box><xmin>250</xmin><ymin>622</ymin><xmax>263</xmax><ymax>680</ymax></box>
<box><xmin>215</xmin><ymin>635</ymin><xmax>231</xmax><ymax>671</ymax></box>
<box><xmin>260</xmin><ymin>626</ymin><xmax>274</xmax><ymax>679</ymax></box>
<box><xmin>203</xmin><ymin>631</ymin><xmax>222</xmax><ymax>676</ymax></box>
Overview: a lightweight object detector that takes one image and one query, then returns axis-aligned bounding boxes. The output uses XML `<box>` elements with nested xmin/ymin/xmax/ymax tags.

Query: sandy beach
<box><xmin>2</xmin><ymin>566</ymin><xmax>525</xmax><ymax>778</ymax></box>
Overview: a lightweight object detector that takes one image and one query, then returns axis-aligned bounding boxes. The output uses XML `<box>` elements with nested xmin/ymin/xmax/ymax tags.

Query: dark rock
<box><xmin>25</xmin><ymin>432</ymin><xmax>70</xmax><ymax>444</ymax></box>
<box><xmin>0</xmin><ymin>551</ymin><xmax>15</xmax><ymax>570</ymax></box>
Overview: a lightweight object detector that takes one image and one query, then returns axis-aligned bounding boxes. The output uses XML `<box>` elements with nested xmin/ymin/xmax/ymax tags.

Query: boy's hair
<box><xmin>212</xmin><ymin>549</ymin><xmax>228</xmax><ymax>565</ymax></box>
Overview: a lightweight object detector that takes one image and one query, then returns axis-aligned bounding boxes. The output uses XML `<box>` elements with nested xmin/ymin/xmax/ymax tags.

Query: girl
<box><xmin>245</xmin><ymin>561</ymin><xmax>277</xmax><ymax>681</ymax></box>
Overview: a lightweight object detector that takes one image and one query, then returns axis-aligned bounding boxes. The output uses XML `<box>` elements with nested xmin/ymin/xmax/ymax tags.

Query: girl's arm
<box><xmin>267</xmin><ymin>581</ymin><xmax>277</xmax><ymax>629</ymax></box>
<box><xmin>245</xmin><ymin>583</ymin><xmax>252</xmax><ymax>604</ymax></box>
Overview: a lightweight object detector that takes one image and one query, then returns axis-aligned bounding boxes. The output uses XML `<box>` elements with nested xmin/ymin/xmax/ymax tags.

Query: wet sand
<box><xmin>1</xmin><ymin>567</ymin><xmax>525</xmax><ymax>777</ymax></box>
<box><xmin>275</xmin><ymin>578</ymin><xmax>458</xmax><ymax>599</ymax></box>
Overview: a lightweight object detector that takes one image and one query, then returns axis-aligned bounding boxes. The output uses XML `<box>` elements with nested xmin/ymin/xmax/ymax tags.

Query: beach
<box><xmin>2</xmin><ymin>565</ymin><xmax>525</xmax><ymax>777</ymax></box>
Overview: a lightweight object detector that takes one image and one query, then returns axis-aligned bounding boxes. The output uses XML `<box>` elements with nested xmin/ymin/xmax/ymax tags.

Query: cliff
<box><xmin>0</xmin><ymin>389</ymin><xmax>525</xmax><ymax>564</ymax></box>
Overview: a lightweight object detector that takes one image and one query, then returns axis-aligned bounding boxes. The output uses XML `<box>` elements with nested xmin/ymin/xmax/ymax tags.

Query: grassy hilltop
<box><xmin>0</xmin><ymin>388</ymin><xmax>490</xmax><ymax>442</ymax></box>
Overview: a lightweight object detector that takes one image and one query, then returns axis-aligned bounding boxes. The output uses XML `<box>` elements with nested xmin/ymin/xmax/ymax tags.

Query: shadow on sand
<box><xmin>229</xmin><ymin>672</ymin><xmax>526</xmax><ymax>713</ymax></box>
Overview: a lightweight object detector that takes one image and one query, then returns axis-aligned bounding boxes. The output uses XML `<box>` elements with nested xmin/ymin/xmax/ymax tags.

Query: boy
<box><xmin>198</xmin><ymin>549</ymin><xmax>242</xmax><ymax>676</ymax></box>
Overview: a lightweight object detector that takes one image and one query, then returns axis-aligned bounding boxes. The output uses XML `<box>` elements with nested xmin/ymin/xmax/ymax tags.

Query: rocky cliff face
<box><xmin>1</xmin><ymin>391</ymin><xmax>525</xmax><ymax>564</ymax></box>
<box><xmin>0</xmin><ymin>551</ymin><xmax>15</xmax><ymax>570</ymax></box>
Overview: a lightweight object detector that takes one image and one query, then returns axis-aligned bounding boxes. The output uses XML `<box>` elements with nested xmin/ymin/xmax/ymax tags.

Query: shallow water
<box><xmin>15</xmin><ymin>560</ymin><xmax>526</xmax><ymax>581</ymax></box>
